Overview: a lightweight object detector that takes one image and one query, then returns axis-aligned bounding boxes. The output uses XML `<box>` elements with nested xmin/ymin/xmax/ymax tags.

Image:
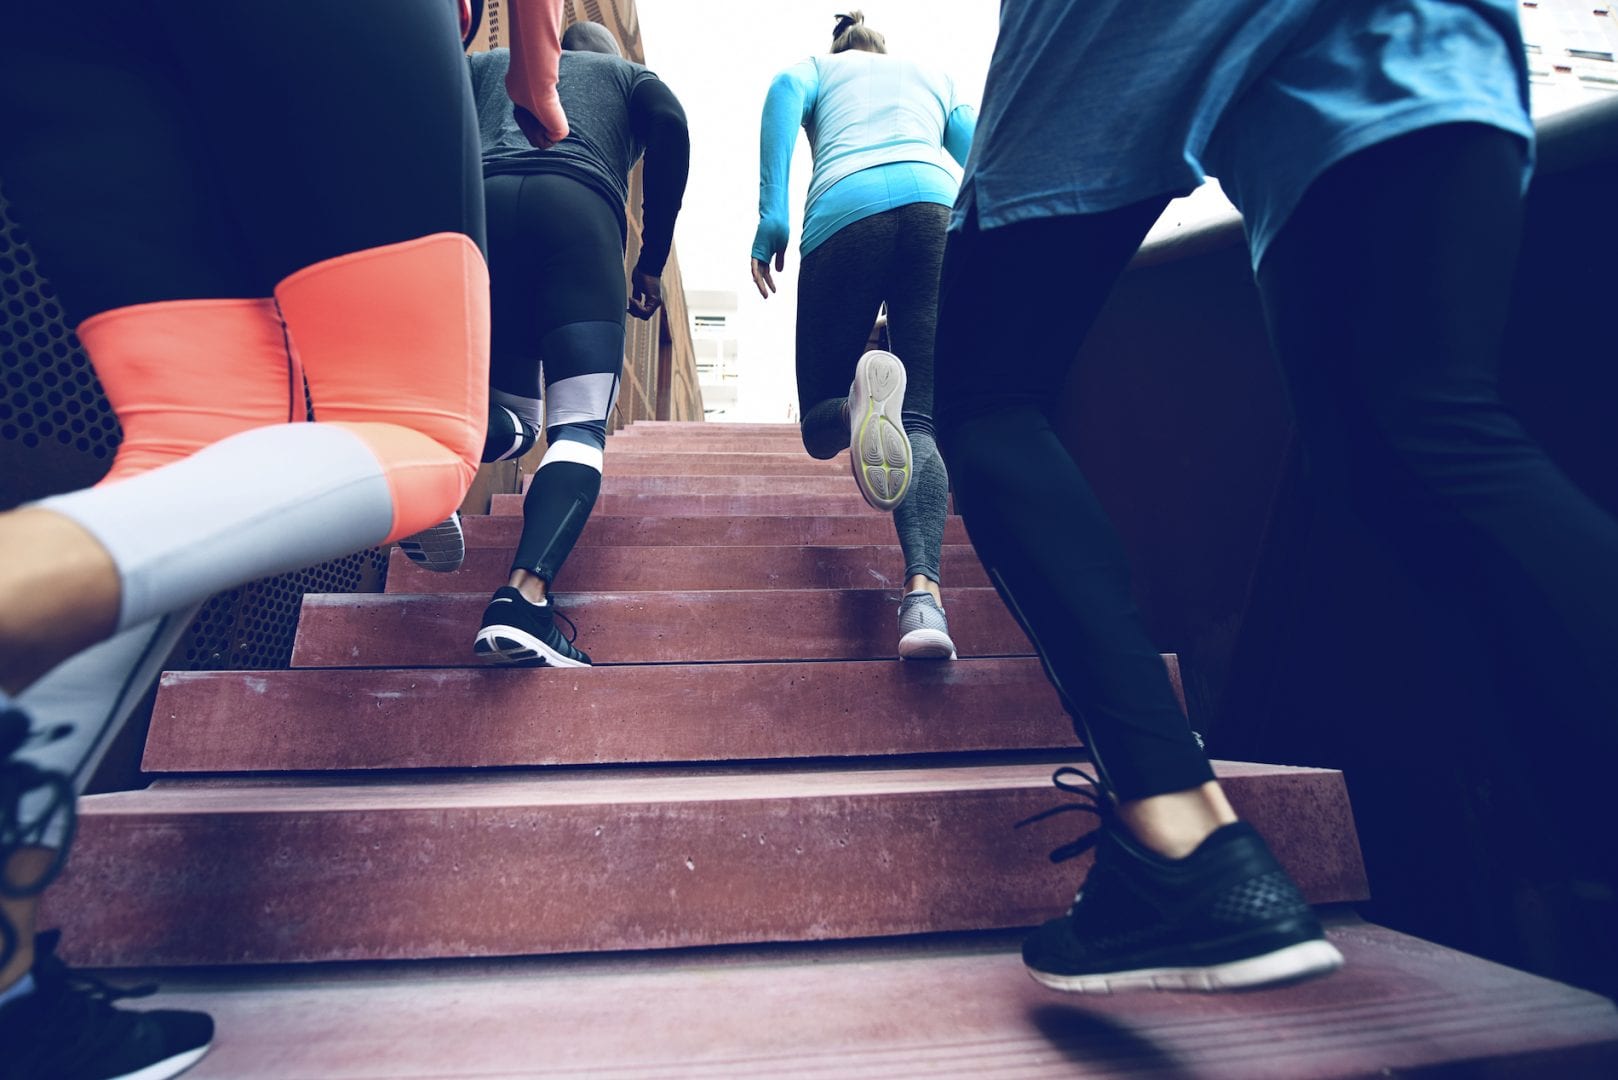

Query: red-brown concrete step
<box><xmin>290</xmin><ymin>588</ymin><xmax>1041</xmax><ymax>667</ymax></box>
<box><xmin>622</xmin><ymin>422</ymin><xmax>797</xmax><ymax>433</ymax></box>
<box><xmin>463</xmin><ymin>512</ymin><xmax>971</xmax><ymax>548</ymax></box>
<box><xmin>43</xmin><ymin>761</ymin><xmax>1365</xmax><ymax>967</ymax></box>
<box><xmin>142</xmin><ymin>658</ymin><xmax>1084</xmax><ymax>772</ymax></box>
<box><xmin>608</xmin><ymin>437</ymin><xmax>820</xmax><ymax>453</ymax></box>
<box><xmin>491</xmin><ymin>491</ymin><xmax>934</xmax><ymax>517</ymax></box>
<box><xmin>100</xmin><ymin>921</ymin><xmax>1618</xmax><ymax>1079</ymax></box>
<box><xmin>603</xmin><ymin>453</ymin><xmax>850</xmax><ymax>476</ymax></box>
<box><xmin>591</xmin><ymin>475</ymin><xmax>865</xmax><ymax>496</ymax></box>
<box><xmin>384</xmin><ymin>545</ymin><xmax>988</xmax><ymax>594</ymax></box>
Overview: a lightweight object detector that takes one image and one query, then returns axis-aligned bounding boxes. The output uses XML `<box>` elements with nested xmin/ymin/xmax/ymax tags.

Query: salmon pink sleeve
<box><xmin>506</xmin><ymin>0</ymin><xmax>569</xmax><ymax>148</ymax></box>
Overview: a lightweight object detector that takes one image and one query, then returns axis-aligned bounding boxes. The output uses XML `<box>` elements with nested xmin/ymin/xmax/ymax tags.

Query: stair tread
<box><xmin>97</xmin><ymin>759</ymin><xmax>1329</xmax><ymax>812</ymax></box>
<box><xmin>143</xmin><ymin>658</ymin><xmax>1085</xmax><ymax>772</ymax></box>
<box><xmin>384</xmin><ymin>544</ymin><xmax>988</xmax><ymax>593</ymax></box>
<box><xmin>589</xmin><ymin>476</ymin><xmax>871</xmax><ymax>494</ymax></box>
<box><xmin>490</xmin><ymin>493</ymin><xmax>939</xmax><ymax>516</ymax></box>
<box><xmin>45</xmin><ymin>762</ymin><xmax>1365</xmax><ymax>965</ymax></box>
<box><xmin>458</xmin><ymin>513</ymin><xmax>971</xmax><ymax>547</ymax></box>
<box><xmin>290</xmin><ymin>587</ymin><xmax>1036</xmax><ymax>667</ymax></box>
<box><xmin>99</xmin><ymin>921</ymin><xmax>1618</xmax><ymax>1079</ymax></box>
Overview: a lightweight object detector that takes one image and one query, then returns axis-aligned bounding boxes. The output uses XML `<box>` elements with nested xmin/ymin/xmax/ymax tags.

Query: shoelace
<box><xmin>1014</xmin><ymin>764</ymin><xmax>1115</xmax><ymax>864</ymax></box>
<box><xmin>0</xmin><ymin>711</ymin><xmax>78</xmax><ymax>969</ymax></box>
<box><xmin>550</xmin><ymin>602</ymin><xmax>581</xmax><ymax>648</ymax></box>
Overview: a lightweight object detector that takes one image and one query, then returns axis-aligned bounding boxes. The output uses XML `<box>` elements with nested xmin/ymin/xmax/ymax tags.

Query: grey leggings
<box><xmin>796</xmin><ymin>202</ymin><xmax>950</xmax><ymax>584</ymax></box>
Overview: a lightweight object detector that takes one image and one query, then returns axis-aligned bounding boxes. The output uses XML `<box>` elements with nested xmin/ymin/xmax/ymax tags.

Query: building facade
<box><xmin>1521</xmin><ymin>1</ymin><xmax>1618</xmax><ymax>113</ymax></box>
<box><xmin>470</xmin><ymin>0</ymin><xmax>704</xmax><ymax>425</ymax></box>
<box><xmin>686</xmin><ymin>289</ymin><xmax>742</xmax><ymax>419</ymax></box>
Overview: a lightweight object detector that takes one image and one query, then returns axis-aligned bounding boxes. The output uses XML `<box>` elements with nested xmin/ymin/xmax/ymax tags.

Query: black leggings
<box><xmin>486</xmin><ymin>172</ymin><xmax>626</xmax><ymax>412</ymax></box>
<box><xmin>935</xmin><ymin>123</ymin><xmax>1618</xmax><ymax>801</ymax></box>
<box><xmin>797</xmin><ymin>202</ymin><xmax>952</xmax><ymax>583</ymax></box>
<box><xmin>796</xmin><ymin>202</ymin><xmax>948</xmax><ymax>448</ymax></box>
<box><xmin>0</xmin><ymin>0</ymin><xmax>483</xmax><ymax>322</ymax></box>
<box><xmin>484</xmin><ymin>173</ymin><xmax>626</xmax><ymax>581</ymax></box>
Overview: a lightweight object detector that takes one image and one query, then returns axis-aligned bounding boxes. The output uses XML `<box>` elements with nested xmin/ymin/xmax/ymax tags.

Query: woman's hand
<box><xmin>750</xmin><ymin>213</ymin><xmax>789</xmax><ymax>299</ymax></box>
<box><xmin>514</xmin><ymin>95</ymin><xmax>568</xmax><ymax>150</ymax></box>
<box><xmin>751</xmin><ymin>252</ymin><xmax>785</xmax><ymax>299</ymax></box>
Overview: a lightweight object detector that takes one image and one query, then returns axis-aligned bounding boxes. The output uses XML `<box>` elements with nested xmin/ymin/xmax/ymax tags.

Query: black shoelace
<box><xmin>552</xmin><ymin>603</ymin><xmax>580</xmax><ymax>647</ymax></box>
<box><xmin>1014</xmin><ymin>764</ymin><xmax>1116</xmax><ymax>865</ymax></box>
<box><xmin>0</xmin><ymin>710</ymin><xmax>78</xmax><ymax>970</ymax></box>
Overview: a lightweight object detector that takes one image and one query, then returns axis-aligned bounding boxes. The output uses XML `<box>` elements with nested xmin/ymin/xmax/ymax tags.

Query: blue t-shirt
<box><xmin>957</xmin><ymin>0</ymin><xmax>1533</xmax><ymax>268</ymax></box>
<box><xmin>754</xmin><ymin>51</ymin><xmax>976</xmax><ymax>260</ymax></box>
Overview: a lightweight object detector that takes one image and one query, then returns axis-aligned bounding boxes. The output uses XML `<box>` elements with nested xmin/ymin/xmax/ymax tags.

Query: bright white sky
<box><xmin>633</xmin><ymin>2</ymin><xmax>1598</xmax><ymax>421</ymax></box>
<box><xmin>635</xmin><ymin>2</ymin><xmax>1001</xmax><ymax>421</ymax></box>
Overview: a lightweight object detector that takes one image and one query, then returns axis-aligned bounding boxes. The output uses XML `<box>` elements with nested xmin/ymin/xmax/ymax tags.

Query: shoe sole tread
<box><xmin>1027</xmin><ymin>938</ymin><xmax>1344</xmax><ymax>994</ymax></box>
<box><xmin>473</xmin><ymin>623</ymin><xmax>591</xmax><ymax>668</ymax></box>
<box><xmin>849</xmin><ymin>351</ymin><xmax>911</xmax><ymax>512</ymax></box>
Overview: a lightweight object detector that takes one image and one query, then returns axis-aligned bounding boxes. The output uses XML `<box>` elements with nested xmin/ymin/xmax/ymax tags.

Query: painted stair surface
<box><xmin>49</xmin><ymin>762</ymin><xmax>1360</xmax><ymax>966</ymax></box>
<box><xmin>384</xmin><ymin>543</ymin><xmax>990</xmax><ymax>593</ymax></box>
<box><xmin>286</xmin><ymin>588</ymin><xmax>1043</xmax><ymax>665</ymax></box>
<box><xmin>42</xmin><ymin>419</ymin><xmax>1618</xmax><ymax>1075</ymax></box>
<box><xmin>459</xmin><ymin>511</ymin><xmax>972</xmax><ymax>546</ymax></box>
<box><xmin>104</xmin><ymin>921</ymin><xmax>1618</xmax><ymax>1080</ymax></box>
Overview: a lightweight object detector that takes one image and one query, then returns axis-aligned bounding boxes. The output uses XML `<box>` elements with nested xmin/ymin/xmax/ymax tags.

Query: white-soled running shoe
<box><xmin>897</xmin><ymin>589</ymin><xmax>957</xmax><ymax>660</ymax></box>
<box><xmin>848</xmin><ymin>349</ymin><xmax>911</xmax><ymax>512</ymax></box>
<box><xmin>397</xmin><ymin>511</ymin><xmax>464</xmax><ymax>573</ymax></box>
<box><xmin>474</xmin><ymin>587</ymin><xmax>592</xmax><ymax>667</ymax></box>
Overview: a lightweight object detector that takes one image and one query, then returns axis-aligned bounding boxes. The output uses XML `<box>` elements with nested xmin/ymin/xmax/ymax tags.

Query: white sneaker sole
<box><xmin>899</xmin><ymin>627</ymin><xmax>957</xmax><ymax>660</ymax></box>
<box><xmin>397</xmin><ymin>513</ymin><xmax>464</xmax><ymax>573</ymax></box>
<box><xmin>1027</xmin><ymin>938</ymin><xmax>1345</xmax><ymax>994</ymax></box>
<box><xmin>473</xmin><ymin>624</ymin><xmax>590</xmax><ymax>668</ymax></box>
<box><xmin>849</xmin><ymin>350</ymin><xmax>911</xmax><ymax>512</ymax></box>
<box><xmin>117</xmin><ymin>1043</ymin><xmax>212</xmax><ymax>1080</ymax></box>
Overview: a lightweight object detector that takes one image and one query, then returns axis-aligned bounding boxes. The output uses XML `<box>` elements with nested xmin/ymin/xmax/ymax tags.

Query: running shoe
<box><xmin>1</xmin><ymin>712</ymin><xmax>212</xmax><ymax>1080</ymax></box>
<box><xmin>847</xmin><ymin>349</ymin><xmax>911</xmax><ymax>512</ymax></box>
<box><xmin>1020</xmin><ymin>767</ymin><xmax>1344</xmax><ymax>993</ymax></box>
<box><xmin>1</xmin><ymin>707</ymin><xmax>74</xmax><ymax>969</ymax></box>
<box><xmin>473</xmin><ymin>586</ymin><xmax>591</xmax><ymax>667</ymax></box>
<box><xmin>0</xmin><ymin>933</ymin><xmax>213</xmax><ymax>1080</ymax></box>
<box><xmin>897</xmin><ymin>590</ymin><xmax>956</xmax><ymax>660</ymax></box>
<box><xmin>397</xmin><ymin>511</ymin><xmax>464</xmax><ymax>573</ymax></box>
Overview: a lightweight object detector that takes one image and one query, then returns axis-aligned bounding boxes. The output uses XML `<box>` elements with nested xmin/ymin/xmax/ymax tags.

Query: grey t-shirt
<box><xmin>468</xmin><ymin>48</ymin><xmax>658</xmax><ymax>231</ymax></box>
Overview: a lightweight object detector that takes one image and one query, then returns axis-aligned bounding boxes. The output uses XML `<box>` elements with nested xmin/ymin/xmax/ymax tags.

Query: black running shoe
<box><xmin>1020</xmin><ymin>767</ymin><xmax>1343</xmax><ymax>993</ymax></box>
<box><xmin>0</xmin><ymin>932</ymin><xmax>213</xmax><ymax>1080</ymax></box>
<box><xmin>473</xmin><ymin>586</ymin><xmax>592</xmax><ymax>667</ymax></box>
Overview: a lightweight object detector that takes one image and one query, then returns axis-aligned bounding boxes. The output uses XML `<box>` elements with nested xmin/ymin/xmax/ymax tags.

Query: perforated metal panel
<box><xmin>0</xmin><ymin>189</ymin><xmax>122</xmax><ymax>502</ymax></box>
<box><xmin>177</xmin><ymin>549</ymin><xmax>389</xmax><ymax>671</ymax></box>
<box><xmin>1</xmin><ymin>183</ymin><xmax>387</xmax><ymax>672</ymax></box>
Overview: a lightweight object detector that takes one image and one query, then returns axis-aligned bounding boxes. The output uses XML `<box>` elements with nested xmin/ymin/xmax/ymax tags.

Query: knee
<box><xmin>538</xmin><ymin>424</ymin><xmax>607</xmax><ymax>475</ymax></box>
<box><xmin>77</xmin><ymin>298</ymin><xmax>294</xmax><ymax>487</ymax></box>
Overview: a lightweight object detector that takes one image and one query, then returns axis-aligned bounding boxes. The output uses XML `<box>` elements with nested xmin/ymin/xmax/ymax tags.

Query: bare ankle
<box><xmin>1</xmin><ymin>848</ymin><xmax>55</xmax><ymax>989</ymax></box>
<box><xmin>905</xmin><ymin>575</ymin><xmax>941</xmax><ymax>602</ymax></box>
<box><xmin>1115</xmin><ymin>781</ymin><xmax>1238</xmax><ymax>860</ymax></box>
<box><xmin>506</xmin><ymin>569</ymin><xmax>549</xmax><ymax>605</ymax></box>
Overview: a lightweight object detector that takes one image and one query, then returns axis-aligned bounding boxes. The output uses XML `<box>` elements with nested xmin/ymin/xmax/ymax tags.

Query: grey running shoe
<box><xmin>397</xmin><ymin>511</ymin><xmax>464</xmax><ymax>573</ymax></box>
<box><xmin>897</xmin><ymin>590</ymin><xmax>956</xmax><ymax>660</ymax></box>
<box><xmin>848</xmin><ymin>350</ymin><xmax>911</xmax><ymax>512</ymax></box>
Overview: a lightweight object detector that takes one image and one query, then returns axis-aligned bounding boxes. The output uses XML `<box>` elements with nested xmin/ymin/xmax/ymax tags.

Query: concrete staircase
<box><xmin>41</xmin><ymin>421</ymin><xmax>1618</xmax><ymax>1076</ymax></box>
